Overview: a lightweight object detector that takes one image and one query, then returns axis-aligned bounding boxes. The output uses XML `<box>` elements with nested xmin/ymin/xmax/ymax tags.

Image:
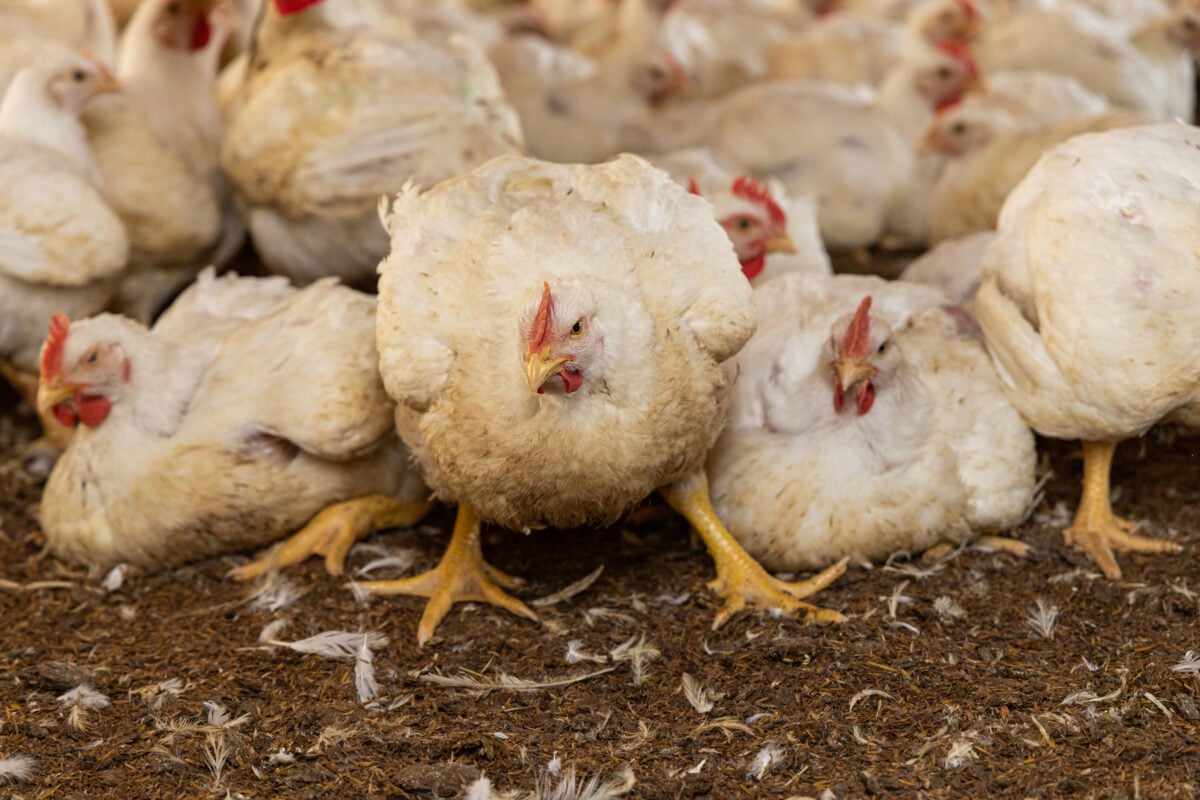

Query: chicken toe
<box><xmin>357</xmin><ymin>504</ymin><xmax>538</xmax><ymax>647</ymax></box>
<box><xmin>230</xmin><ymin>495</ymin><xmax>433</xmax><ymax>581</ymax></box>
<box><xmin>1063</xmin><ymin>441</ymin><xmax>1183</xmax><ymax>579</ymax></box>
<box><xmin>661</xmin><ymin>471</ymin><xmax>847</xmax><ymax>628</ymax></box>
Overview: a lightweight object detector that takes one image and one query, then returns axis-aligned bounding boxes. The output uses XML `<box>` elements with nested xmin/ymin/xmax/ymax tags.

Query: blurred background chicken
<box><xmin>245</xmin><ymin>154</ymin><xmax>847</xmax><ymax>644</ymax></box>
<box><xmin>39</xmin><ymin>269</ymin><xmax>429</xmax><ymax>571</ymax></box>
<box><xmin>0</xmin><ymin>51</ymin><xmax>127</xmax><ymax>447</ymax></box>
<box><xmin>220</xmin><ymin>0</ymin><xmax>524</xmax><ymax>287</ymax></box>
<box><xmin>708</xmin><ymin>272</ymin><xmax>1034</xmax><ymax>569</ymax></box>
<box><xmin>974</xmin><ymin>122</ymin><xmax>1199</xmax><ymax>578</ymax></box>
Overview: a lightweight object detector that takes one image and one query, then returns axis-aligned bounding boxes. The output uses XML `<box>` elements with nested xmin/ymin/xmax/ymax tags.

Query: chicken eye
<box><xmin>86</xmin><ymin>350</ymin><xmax>98</xmax><ymax>364</ymax></box>
<box><xmin>72</xmin><ymin>69</ymin><xmax>87</xmax><ymax>82</ymax></box>
<box><xmin>877</xmin><ymin>342</ymin><xmax>888</xmax><ymax>354</ymax></box>
<box><xmin>736</xmin><ymin>217</ymin><xmax>752</xmax><ymax>230</ymax></box>
<box><xmin>936</xmin><ymin>66</ymin><xmax>954</xmax><ymax>80</ymax></box>
<box><xmin>570</xmin><ymin>319</ymin><xmax>584</xmax><ymax>336</ymax></box>
<box><xmin>951</xmin><ymin>122</ymin><xmax>967</xmax><ymax>135</ymax></box>
<box><xmin>167</xmin><ymin>1</ymin><xmax>181</xmax><ymax>12</ymax></box>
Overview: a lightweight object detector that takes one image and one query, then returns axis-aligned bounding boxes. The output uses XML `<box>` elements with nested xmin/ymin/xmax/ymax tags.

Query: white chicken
<box><xmin>0</xmin><ymin>52</ymin><xmax>127</xmax><ymax>435</ymax></box>
<box><xmin>708</xmin><ymin>272</ymin><xmax>1035</xmax><ymax>570</ymax></box>
<box><xmin>220</xmin><ymin>0</ymin><xmax>524</xmax><ymax>287</ymax></box>
<box><xmin>973</xmin><ymin>122</ymin><xmax>1200</xmax><ymax>578</ymax></box>
<box><xmin>899</xmin><ymin>230</ymin><xmax>994</xmax><ymax>307</ymax></box>
<box><xmin>0</xmin><ymin>0</ymin><xmax>118</xmax><ymax>66</ymax></box>
<box><xmin>86</xmin><ymin>0</ymin><xmax>245</xmax><ymax>322</ymax></box>
<box><xmin>766</xmin><ymin>13</ymin><xmax>903</xmax><ymax>87</ymax></box>
<box><xmin>38</xmin><ymin>269</ymin><xmax>430</xmax><ymax>572</ymax></box>
<box><xmin>645</xmin><ymin>147</ymin><xmax>831</xmax><ymax>281</ymax></box>
<box><xmin>251</xmin><ymin>154</ymin><xmax>847</xmax><ymax>644</ymax></box>
<box><xmin>921</xmin><ymin>104</ymin><xmax>1151</xmax><ymax>243</ymax></box>
<box><xmin>954</xmin><ymin>69</ymin><xmax>1111</xmax><ymax>132</ymax></box>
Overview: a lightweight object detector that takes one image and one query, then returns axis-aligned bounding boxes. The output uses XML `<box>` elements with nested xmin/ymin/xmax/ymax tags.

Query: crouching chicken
<box><xmin>38</xmin><ymin>269</ymin><xmax>430</xmax><ymax>572</ymax></box>
<box><xmin>243</xmin><ymin>154</ymin><xmax>847</xmax><ymax>644</ymax></box>
<box><xmin>707</xmin><ymin>273</ymin><xmax>1036</xmax><ymax>571</ymax></box>
<box><xmin>974</xmin><ymin>122</ymin><xmax>1200</xmax><ymax>578</ymax></box>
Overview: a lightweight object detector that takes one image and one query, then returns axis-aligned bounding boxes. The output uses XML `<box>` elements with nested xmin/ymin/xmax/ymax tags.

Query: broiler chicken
<box><xmin>0</xmin><ymin>0</ymin><xmax>118</xmax><ymax>66</ymax></box>
<box><xmin>0</xmin><ymin>52</ymin><xmax>127</xmax><ymax>445</ymax></box>
<box><xmin>707</xmin><ymin>272</ymin><xmax>1035</xmax><ymax>570</ymax></box>
<box><xmin>220</xmin><ymin>0</ymin><xmax>523</xmax><ymax>287</ymax></box>
<box><xmin>645</xmin><ymin>147</ymin><xmax>831</xmax><ymax>281</ymax></box>
<box><xmin>38</xmin><ymin>269</ymin><xmax>430</xmax><ymax>571</ymax></box>
<box><xmin>921</xmin><ymin>103</ymin><xmax>1151</xmax><ymax>243</ymax></box>
<box><xmin>248</xmin><ymin>154</ymin><xmax>847</xmax><ymax>644</ymax></box>
<box><xmin>85</xmin><ymin>0</ymin><xmax>245</xmax><ymax>322</ymax></box>
<box><xmin>973</xmin><ymin>121</ymin><xmax>1200</xmax><ymax>578</ymax></box>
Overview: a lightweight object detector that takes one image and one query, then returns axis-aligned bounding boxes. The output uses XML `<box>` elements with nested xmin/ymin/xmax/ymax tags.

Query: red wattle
<box><xmin>856</xmin><ymin>382</ymin><xmax>875</xmax><ymax>415</ymax></box>
<box><xmin>561</xmin><ymin>366</ymin><xmax>583</xmax><ymax>393</ymax></box>
<box><xmin>190</xmin><ymin>14</ymin><xmax>211</xmax><ymax>49</ymax></box>
<box><xmin>273</xmin><ymin>0</ymin><xmax>324</xmax><ymax>16</ymax></box>
<box><xmin>77</xmin><ymin>395</ymin><xmax>113</xmax><ymax>427</ymax></box>
<box><xmin>740</xmin><ymin>252</ymin><xmax>766</xmax><ymax>282</ymax></box>
<box><xmin>53</xmin><ymin>405</ymin><xmax>78</xmax><ymax>428</ymax></box>
<box><xmin>832</xmin><ymin>382</ymin><xmax>844</xmax><ymax>413</ymax></box>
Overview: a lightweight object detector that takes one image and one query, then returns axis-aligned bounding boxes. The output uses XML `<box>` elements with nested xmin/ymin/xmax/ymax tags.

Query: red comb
<box><xmin>687</xmin><ymin>177</ymin><xmax>702</xmax><ymax>196</ymax></box>
<box><xmin>731</xmin><ymin>175</ymin><xmax>786</xmax><ymax>229</ymax></box>
<box><xmin>273</xmin><ymin>0</ymin><xmax>322</xmax><ymax>15</ymax></box>
<box><xmin>839</xmin><ymin>296</ymin><xmax>873</xmax><ymax>359</ymax></box>
<box><xmin>41</xmin><ymin>313</ymin><xmax>69</xmax><ymax>381</ymax></box>
<box><xmin>529</xmin><ymin>282</ymin><xmax>553</xmax><ymax>353</ymax></box>
<box><xmin>937</xmin><ymin>40</ymin><xmax>980</xmax><ymax>80</ymax></box>
<box><xmin>954</xmin><ymin>0</ymin><xmax>979</xmax><ymax>20</ymax></box>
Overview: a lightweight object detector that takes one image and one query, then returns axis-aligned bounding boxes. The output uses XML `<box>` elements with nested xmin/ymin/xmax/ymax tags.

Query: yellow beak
<box><xmin>762</xmin><ymin>232</ymin><xmax>797</xmax><ymax>255</ymax></box>
<box><xmin>834</xmin><ymin>359</ymin><xmax>877</xmax><ymax>392</ymax></box>
<box><xmin>37</xmin><ymin>376</ymin><xmax>83</xmax><ymax>417</ymax></box>
<box><xmin>525</xmin><ymin>347</ymin><xmax>572</xmax><ymax>394</ymax></box>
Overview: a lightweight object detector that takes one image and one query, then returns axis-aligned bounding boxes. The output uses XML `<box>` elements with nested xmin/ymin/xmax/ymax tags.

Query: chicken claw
<box><xmin>660</xmin><ymin>471</ymin><xmax>847</xmax><ymax>628</ymax></box>
<box><xmin>1063</xmin><ymin>440</ymin><xmax>1182</xmax><ymax>579</ymax></box>
<box><xmin>357</xmin><ymin>504</ymin><xmax>538</xmax><ymax>647</ymax></box>
<box><xmin>230</xmin><ymin>495</ymin><xmax>433</xmax><ymax>580</ymax></box>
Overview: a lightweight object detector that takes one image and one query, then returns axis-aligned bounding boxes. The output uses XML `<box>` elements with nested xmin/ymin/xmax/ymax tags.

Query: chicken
<box><xmin>955</xmin><ymin>69</ymin><xmax>1111</xmax><ymax>131</ymax></box>
<box><xmin>220</xmin><ymin>0</ymin><xmax>524</xmax><ymax>287</ymax></box>
<box><xmin>645</xmin><ymin>147</ymin><xmax>831</xmax><ymax>281</ymax></box>
<box><xmin>85</xmin><ymin>0</ymin><xmax>245</xmax><ymax>322</ymax></box>
<box><xmin>973</xmin><ymin>4</ymin><xmax>1199</xmax><ymax>120</ymax></box>
<box><xmin>38</xmin><ymin>269</ymin><xmax>431</xmax><ymax>571</ymax></box>
<box><xmin>766</xmin><ymin>13</ymin><xmax>903</xmax><ymax>87</ymax></box>
<box><xmin>0</xmin><ymin>52</ymin><xmax>127</xmax><ymax>443</ymax></box>
<box><xmin>250</xmin><ymin>154</ymin><xmax>847</xmax><ymax>644</ymax></box>
<box><xmin>973</xmin><ymin>122</ymin><xmax>1200</xmax><ymax>578</ymax></box>
<box><xmin>707</xmin><ymin>272</ymin><xmax>1035</xmax><ymax>570</ymax></box>
<box><xmin>0</xmin><ymin>0</ymin><xmax>118</xmax><ymax>66</ymax></box>
<box><xmin>922</xmin><ymin>105</ymin><xmax>1151</xmax><ymax>243</ymax></box>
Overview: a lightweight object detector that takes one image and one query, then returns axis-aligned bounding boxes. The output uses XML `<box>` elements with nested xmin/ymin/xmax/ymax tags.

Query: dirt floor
<box><xmin>4</xmin><ymin>343</ymin><xmax>1200</xmax><ymax>799</ymax></box>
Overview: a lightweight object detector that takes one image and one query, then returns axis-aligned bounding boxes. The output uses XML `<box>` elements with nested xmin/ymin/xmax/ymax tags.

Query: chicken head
<box><xmin>706</xmin><ymin>176</ymin><xmax>797</xmax><ymax>282</ymax></box>
<box><xmin>829</xmin><ymin>295</ymin><xmax>899</xmax><ymax>416</ymax></box>
<box><xmin>150</xmin><ymin>0</ymin><xmax>219</xmax><ymax>50</ymax></box>
<box><xmin>37</xmin><ymin>314</ymin><xmax>130</xmax><ymax>429</ymax></box>
<box><xmin>45</xmin><ymin>53</ymin><xmax>119</xmax><ymax>111</ymax></box>
<box><xmin>523</xmin><ymin>281</ymin><xmax>607</xmax><ymax>395</ymax></box>
<box><xmin>913</xmin><ymin>0</ymin><xmax>981</xmax><ymax>48</ymax></box>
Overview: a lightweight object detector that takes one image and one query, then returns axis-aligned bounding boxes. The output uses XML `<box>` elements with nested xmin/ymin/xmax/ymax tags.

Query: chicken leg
<box><xmin>230</xmin><ymin>494</ymin><xmax>433</xmax><ymax>580</ymax></box>
<box><xmin>660</xmin><ymin>470</ymin><xmax>847</xmax><ymax>628</ymax></box>
<box><xmin>356</xmin><ymin>504</ymin><xmax>539</xmax><ymax>646</ymax></box>
<box><xmin>1063</xmin><ymin>440</ymin><xmax>1182</xmax><ymax>578</ymax></box>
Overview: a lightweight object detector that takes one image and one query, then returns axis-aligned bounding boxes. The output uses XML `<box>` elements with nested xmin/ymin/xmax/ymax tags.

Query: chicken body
<box><xmin>709</xmin><ymin>272</ymin><xmax>1035</xmax><ymax>570</ymax></box>
<box><xmin>368</xmin><ymin>154</ymin><xmax>844</xmax><ymax>642</ymax></box>
<box><xmin>974</xmin><ymin>121</ymin><xmax>1200</xmax><ymax>577</ymax></box>
<box><xmin>86</xmin><ymin>0</ymin><xmax>244</xmax><ymax>322</ymax></box>
<box><xmin>0</xmin><ymin>0</ymin><xmax>117</xmax><ymax>66</ymax></box>
<box><xmin>221</xmin><ymin>0</ymin><xmax>523</xmax><ymax>287</ymax></box>
<box><xmin>766</xmin><ymin>14</ymin><xmax>903</xmax><ymax>87</ymax></box>
<box><xmin>39</xmin><ymin>270</ymin><xmax>428</xmax><ymax>571</ymax></box>
<box><xmin>0</xmin><ymin>53</ymin><xmax>127</xmax><ymax>380</ymax></box>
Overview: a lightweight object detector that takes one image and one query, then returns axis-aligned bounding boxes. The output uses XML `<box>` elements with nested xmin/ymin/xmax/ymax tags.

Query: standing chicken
<box><xmin>86</xmin><ymin>0</ymin><xmax>245</xmax><ymax>321</ymax></box>
<box><xmin>0</xmin><ymin>52</ymin><xmax>127</xmax><ymax>443</ymax></box>
<box><xmin>708</xmin><ymin>272</ymin><xmax>1035</xmax><ymax>570</ymax></box>
<box><xmin>973</xmin><ymin>122</ymin><xmax>1200</xmax><ymax>578</ymax></box>
<box><xmin>38</xmin><ymin>269</ymin><xmax>430</xmax><ymax>571</ymax></box>
<box><xmin>220</xmin><ymin>0</ymin><xmax>524</xmax><ymax>287</ymax></box>
<box><xmin>251</xmin><ymin>154</ymin><xmax>847</xmax><ymax>644</ymax></box>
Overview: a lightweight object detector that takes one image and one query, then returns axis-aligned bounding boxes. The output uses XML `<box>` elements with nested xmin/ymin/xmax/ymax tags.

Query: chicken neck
<box><xmin>660</xmin><ymin>468</ymin><xmax>847</xmax><ymax>627</ymax></box>
<box><xmin>1062</xmin><ymin>440</ymin><xmax>1182</xmax><ymax>578</ymax></box>
<box><xmin>353</xmin><ymin>504</ymin><xmax>538</xmax><ymax>647</ymax></box>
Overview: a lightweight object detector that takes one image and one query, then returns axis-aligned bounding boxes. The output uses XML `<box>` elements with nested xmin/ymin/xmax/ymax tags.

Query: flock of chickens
<box><xmin>2</xmin><ymin>0</ymin><xmax>1199</xmax><ymax>644</ymax></box>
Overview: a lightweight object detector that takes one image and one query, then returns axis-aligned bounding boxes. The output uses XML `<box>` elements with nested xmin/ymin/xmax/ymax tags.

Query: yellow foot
<box><xmin>229</xmin><ymin>494</ymin><xmax>433</xmax><ymax>581</ymax></box>
<box><xmin>357</xmin><ymin>504</ymin><xmax>538</xmax><ymax>646</ymax></box>
<box><xmin>661</xmin><ymin>471</ymin><xmax>847</xmax><ymax>629</ymax></box>
<box><xmin>1062</xmin><ymin>440</ymin><xmax>1182</xmax><ymax>579</ymax></box>
<box><xmin>974</xmin><ymin>534</ymin><xmax>1033</xmax><ymax>558</ymax></box>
